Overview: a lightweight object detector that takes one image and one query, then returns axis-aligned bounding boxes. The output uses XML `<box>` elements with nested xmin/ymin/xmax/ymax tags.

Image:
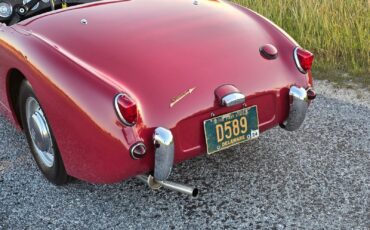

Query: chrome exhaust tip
<box><xmin>136</xmin><ymin>175</ymin><xmax>199</xmax><ymax>197</ymax></box>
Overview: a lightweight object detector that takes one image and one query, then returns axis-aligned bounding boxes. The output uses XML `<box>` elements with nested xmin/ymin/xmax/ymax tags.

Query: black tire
<box><xmin>19</xmin><ymin>80</ymin><xmax>69</xmax><ymax>185</ymax></box>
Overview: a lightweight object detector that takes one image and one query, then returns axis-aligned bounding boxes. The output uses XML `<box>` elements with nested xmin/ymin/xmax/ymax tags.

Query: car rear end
<box><xmin>17</xmin><ymin>0</ymin><xmax>316</xmax><ymax>187</ymax></box>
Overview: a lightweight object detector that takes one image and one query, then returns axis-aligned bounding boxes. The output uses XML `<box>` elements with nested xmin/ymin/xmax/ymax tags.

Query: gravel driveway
<box><xmin>0</xmin><ymin>80</ymin><xmax>369</xmax><ymax>229</ymax></box>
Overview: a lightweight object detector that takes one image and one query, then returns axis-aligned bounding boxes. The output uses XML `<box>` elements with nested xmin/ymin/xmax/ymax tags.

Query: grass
<box><xmin>233</xmin><ymin>0</ymin><xmax>370</xmax><ymax>88</ymax></box>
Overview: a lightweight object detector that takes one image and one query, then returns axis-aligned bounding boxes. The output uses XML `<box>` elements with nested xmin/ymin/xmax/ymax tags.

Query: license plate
<box><xmin>203</xmin><ymin>106</ymin><xmax>259</xmax><ymax>154</ymax></box>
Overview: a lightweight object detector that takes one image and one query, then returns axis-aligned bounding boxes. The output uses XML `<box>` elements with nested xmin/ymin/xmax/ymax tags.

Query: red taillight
<box><xmin>294</xmin><ymin>47</ymin><xmax>314</xmax><ymax>73</ymax></box>
<box><xmin>114</xmin><ymin>93</ymin><xmax>137</xmax><ymax>126</ymax></box>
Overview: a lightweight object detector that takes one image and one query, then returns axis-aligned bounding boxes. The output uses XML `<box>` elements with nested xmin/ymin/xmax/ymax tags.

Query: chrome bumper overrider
<box><xmin>281</xmin><ymin>86</ymin><xmax>312</xmax><ymax>131</ymax></box>
<box><xmin>153</xmin><ymin>127</ymin><xmax>174</xmax><ymax>181</ymax></box>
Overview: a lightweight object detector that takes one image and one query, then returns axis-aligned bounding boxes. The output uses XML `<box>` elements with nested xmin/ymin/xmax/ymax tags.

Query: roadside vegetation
<box><xmin>233</xmin><ymin>0</ymin><xmax>369</xmax><ymax>88</ymax></box>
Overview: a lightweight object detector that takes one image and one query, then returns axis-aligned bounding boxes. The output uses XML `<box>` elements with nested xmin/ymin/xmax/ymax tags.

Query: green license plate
<box><xmin>203</xmin><ymin>106</ymin><xmax>259</xmax><ymax>154</ymax></box>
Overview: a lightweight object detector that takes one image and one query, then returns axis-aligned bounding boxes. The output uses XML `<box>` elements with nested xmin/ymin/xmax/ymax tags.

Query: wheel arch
<box><xmin>6</xmin><ymin>68</ymin><xmax>27</xmax><ymax>129</ymax></box>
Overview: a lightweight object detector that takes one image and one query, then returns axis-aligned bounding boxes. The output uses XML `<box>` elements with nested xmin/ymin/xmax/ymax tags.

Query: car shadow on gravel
<box><xmin>0</xmin><ymin>93</ymin><xmax>369</xmax><ymax>229</ymax></box>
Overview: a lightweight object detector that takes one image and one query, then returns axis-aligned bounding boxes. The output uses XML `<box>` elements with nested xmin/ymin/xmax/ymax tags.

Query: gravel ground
<box><xmin>0</xmin><ymin>80</ymin><xmax>369</xmax><ymax>229</ymax></box>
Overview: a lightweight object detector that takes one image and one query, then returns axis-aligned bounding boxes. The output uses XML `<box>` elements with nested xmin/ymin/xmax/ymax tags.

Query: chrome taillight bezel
<box><xmin>293</xmin><ymin>47</ymin><xmax>307</xmax><ymax>74</ymax></box>
<box><xmin>114</xmin><ymin>93</ymin><xmax>137</xmax><ymax>127</ymax></box>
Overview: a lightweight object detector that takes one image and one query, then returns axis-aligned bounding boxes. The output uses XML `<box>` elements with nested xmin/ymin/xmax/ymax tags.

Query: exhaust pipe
<box><xmin>136</xmin><ymin>175</ymin><xmax>199</xmax><ymax>197</ymax></box>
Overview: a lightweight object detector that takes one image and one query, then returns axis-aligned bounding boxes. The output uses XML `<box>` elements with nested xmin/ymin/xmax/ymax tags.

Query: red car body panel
<box><xmin>0</xmin><ymin>0</ymin><xmax>312</xmax><ymax>183</ymax></box>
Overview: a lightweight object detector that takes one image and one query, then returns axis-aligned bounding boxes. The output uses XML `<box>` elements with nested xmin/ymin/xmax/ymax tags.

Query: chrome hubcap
<box><xmin>26</xmin><ymin>97</ymin><xmax>54</xmax><ymax>168</ymax></box>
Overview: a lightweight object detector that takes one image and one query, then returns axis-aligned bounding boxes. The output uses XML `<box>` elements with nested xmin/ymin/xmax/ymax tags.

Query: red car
<box><xmin>0</xmin><ymin>0</ymin><xmax>315</xmax><ymax>196</ymax></box>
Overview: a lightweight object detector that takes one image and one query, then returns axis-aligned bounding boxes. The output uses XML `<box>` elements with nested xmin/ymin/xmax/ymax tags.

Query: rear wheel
<box><xmin>19</xmin><ymin>81</ymin><xmax>69</xmax><ymax>185</ymax></box>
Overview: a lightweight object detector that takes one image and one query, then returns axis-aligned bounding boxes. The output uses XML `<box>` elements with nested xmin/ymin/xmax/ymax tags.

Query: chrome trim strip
<box><xmin>222</xmin><ymin>92</ymin><xmax>245</xmax><ymax>107</ymax></box>
<box><xmin>129</xmin><ymin>142</ymin><xmax>146</xmax><ymax>160</ymax></box>
<box><xmin>281</xmin><ymin>86</ymin><xmax>309</xmax><ymax>131</ymax></box>
<box><xmin>114</xmin><ymin>93</ymin><xmax>136</xmax><ymax>127</ymax></box>
<box><xmin>293</xmin><ymin>46</ymin><xmax>307</xmax><ymax>74</ymax></box>
<box><xmin>170</xmin><ymin>87</ymin><xmax>196</xmax><ymax>108</ymax></box>
<box><xmin>153</xmin><ymin>127</ymin><xmax>174</xmax><ymax>181</ymax></box>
